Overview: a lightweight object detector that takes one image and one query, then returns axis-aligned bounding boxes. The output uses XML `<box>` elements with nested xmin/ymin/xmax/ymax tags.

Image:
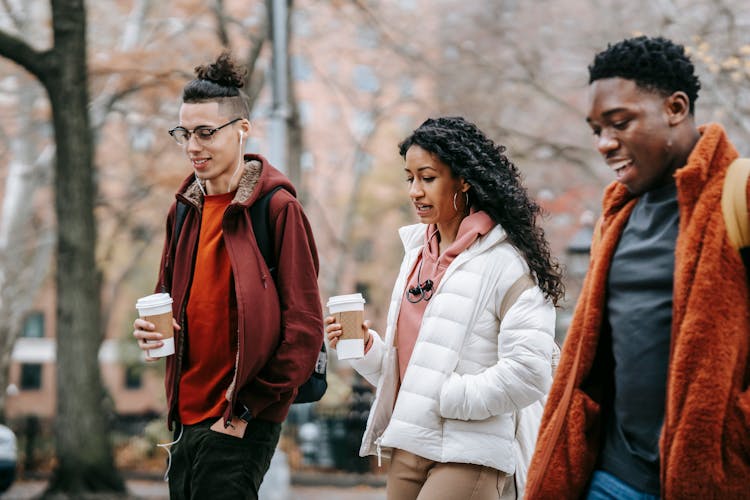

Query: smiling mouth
<box><xmin>192</xmin><ymin>158</ymin><xmax>209</xmax><ymax>168</ymax></box>
<box><xmin>415</xmin><ymin>204</ymin><xmax>431</xmax><ymax>214</ymax></box>
<box><xmin>611</xmin><ymin>159</ymin><xmax>632</xmax><ymax>179</ymax></box>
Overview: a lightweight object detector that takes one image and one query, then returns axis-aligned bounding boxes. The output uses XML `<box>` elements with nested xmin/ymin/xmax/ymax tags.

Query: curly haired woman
<box><xmin>326</xmin><ymin>116</ymin><xmax>563</xmax><ymax>500</ymax></box>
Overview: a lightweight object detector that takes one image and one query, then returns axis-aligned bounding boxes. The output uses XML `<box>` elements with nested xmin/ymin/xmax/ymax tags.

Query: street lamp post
<box><xmin>269</xmin><ymin>0</ymin><xmax>289</xmax><ymax>173</ymax></box>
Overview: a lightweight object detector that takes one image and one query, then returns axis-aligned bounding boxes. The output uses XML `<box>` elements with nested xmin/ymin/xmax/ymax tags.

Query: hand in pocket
<box><xmin>210</xmin><ymin>416</ymin><xmax>248</xmax><ymax>438</ymax></box>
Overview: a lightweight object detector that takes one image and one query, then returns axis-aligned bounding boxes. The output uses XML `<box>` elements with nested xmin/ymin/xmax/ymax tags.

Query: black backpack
<box><xmin>173</xmin><ymin>186</ymin><xmax>327</xmax><ymax>405</ymax></box>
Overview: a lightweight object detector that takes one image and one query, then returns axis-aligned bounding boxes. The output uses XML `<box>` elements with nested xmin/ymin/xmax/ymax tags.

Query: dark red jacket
<box><xmin>156</xmin><ymin>155</ymin><xmax>323</xmax><ymax>426</ymax></box>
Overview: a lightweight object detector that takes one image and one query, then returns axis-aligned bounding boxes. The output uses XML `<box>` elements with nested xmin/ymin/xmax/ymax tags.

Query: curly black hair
<box><xmin>399</xmin><ymin>117</ymin><xmax>564</xmax><ymax>305</ymax></box>
<box><xmin>589</xmin><ymin>36</ymin><xmax>701</xmax><ymax>114</ymax></box>
<box><xmin>182</xmin><ymin>51</ymin><xmax>250</xmax><ymax>118</ymax></box>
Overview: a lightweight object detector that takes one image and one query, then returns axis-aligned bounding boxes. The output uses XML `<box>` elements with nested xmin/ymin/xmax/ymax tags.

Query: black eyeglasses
<box><xmin>168</xmin><ymin>118</ymin><xmax>242</xmax><ymax>146</ymax></box>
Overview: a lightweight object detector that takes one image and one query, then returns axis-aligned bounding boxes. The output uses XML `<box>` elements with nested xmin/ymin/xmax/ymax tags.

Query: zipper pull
<box><xmin>375</xmin><ymin>437</ymin><xmax>383</xmax><ymax>468</ymax></box>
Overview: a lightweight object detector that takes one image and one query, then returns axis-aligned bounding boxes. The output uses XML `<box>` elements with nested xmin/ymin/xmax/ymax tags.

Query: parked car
<box><xmin>0</xmin><ymin>424</ymin><xmax>17</xmax><ymax>493</ymax></box>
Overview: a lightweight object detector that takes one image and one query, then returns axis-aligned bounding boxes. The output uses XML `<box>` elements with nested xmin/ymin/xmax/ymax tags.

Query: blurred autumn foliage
<box><xmin>0</xmin><ymin>0</ymin><xmax>749</xmax><ymax>484</ymax></box>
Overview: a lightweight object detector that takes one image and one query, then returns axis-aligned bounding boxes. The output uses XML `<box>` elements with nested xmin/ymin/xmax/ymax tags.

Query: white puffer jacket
<box><xmin>348</xmin><ymin>223</ymin><xmax>556</xmax><ymax>475</ymax></box>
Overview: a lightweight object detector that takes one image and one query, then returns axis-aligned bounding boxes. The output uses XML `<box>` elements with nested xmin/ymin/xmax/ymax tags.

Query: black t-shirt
<box><xmin>600</xmin><ymin>182</ymin><xmax>679</xmax><ymax>495</ymax></box>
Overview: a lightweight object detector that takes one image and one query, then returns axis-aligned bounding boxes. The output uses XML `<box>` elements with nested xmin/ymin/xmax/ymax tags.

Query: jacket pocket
<box><xmin>541</xmin><ymin>389</ymin><xmax>602</xmax><ymax>498</ymax></box>
<box><xmin>570</xmin><ymin>388</ymin><xmax>600</xmax><ymax>433</ymax></box>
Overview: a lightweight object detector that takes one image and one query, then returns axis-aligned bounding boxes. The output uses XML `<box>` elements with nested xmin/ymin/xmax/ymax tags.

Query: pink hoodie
<box><xmin>390</xmin><ymin>210</ymin><xmax>495</xmax><ymax>381</ymax></box>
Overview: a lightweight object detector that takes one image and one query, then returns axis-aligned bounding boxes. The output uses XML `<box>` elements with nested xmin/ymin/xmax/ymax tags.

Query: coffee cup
<box><xmin>327</xmin><ymin>293</ymin><xmax>366</xmax><ymax>360</ymax></box>
<box><xmin>135</xmin><ymin>293</ymin><xmax>175</xmax><ymax>357</ymax></box>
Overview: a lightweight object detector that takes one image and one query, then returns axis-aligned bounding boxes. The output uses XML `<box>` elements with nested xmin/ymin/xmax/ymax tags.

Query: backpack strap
<box><xmin>250</xmin><ymin>186</ymin><xmax>284</xmax><ymax>278</ymax></box>
<box><xmin>722</xmin><ymin>158</ymin><xmax>750</xmax><ymax>250</ymax></box>
<box><xmin>172</xmin><ymin>187</ymin><xmax>285</xmax><ymax>277</ymax></box>
<box><xmin>499</xmin><ymin>274</ymin><xmax>535</xmax><ymax>320</ymax></box>
<box><xmin>173</xmin><ymin>201</ymin><xmax>189</xmax><ymax>245</ymax></box>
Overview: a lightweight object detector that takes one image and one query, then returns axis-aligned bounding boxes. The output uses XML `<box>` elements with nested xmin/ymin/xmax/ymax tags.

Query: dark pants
<box><xmin>169</xmin><ymin>418</ymin><xmax>282</xmax><ymax>500</ymax></box>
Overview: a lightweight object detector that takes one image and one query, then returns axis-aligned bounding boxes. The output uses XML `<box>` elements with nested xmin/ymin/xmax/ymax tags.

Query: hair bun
<box><xmin>194</xmin><ymin>52</ymin><xmax>246</xmax><ymax>89</ymax></box>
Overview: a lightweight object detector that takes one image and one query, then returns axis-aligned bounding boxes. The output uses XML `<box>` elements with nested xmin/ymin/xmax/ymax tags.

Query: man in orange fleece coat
<box><xmin>526</xmin><ymin>36</ymin><xmax>750</xmax><ymax>499</ymax></box>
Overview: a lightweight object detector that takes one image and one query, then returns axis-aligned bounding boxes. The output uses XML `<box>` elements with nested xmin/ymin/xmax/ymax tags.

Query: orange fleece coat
<box><xmin>525</xmin><ymin>123</ymin><xmax>750</xmax><ymax>499</ymax></box>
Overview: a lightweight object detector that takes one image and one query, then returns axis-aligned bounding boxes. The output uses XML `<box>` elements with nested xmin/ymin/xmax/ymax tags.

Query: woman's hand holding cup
<box><xmin>325</xmin><ymin>315</ymin><xmax>370</xmax><ymax>350</ymax></box>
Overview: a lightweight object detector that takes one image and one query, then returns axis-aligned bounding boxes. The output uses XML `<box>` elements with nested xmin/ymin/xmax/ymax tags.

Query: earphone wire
<box><xmin>407</xmin><ymin>228</ymin><xmax>439</xmax><ymax>304</ymax></box>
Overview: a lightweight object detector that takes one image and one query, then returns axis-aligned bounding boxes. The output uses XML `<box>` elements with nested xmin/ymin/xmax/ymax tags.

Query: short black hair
<box><xmin>182</xmin><ymin>51</ymin><xmax>250</xmax><ymax>119</ymax></box>
<box><xmin>588</xmin><ymin>36</ymin><xmax>701</xmax><ymax>114</ymax></box>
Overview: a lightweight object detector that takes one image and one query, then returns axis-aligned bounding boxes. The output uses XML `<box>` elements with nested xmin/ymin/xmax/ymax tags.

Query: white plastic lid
<box><xmin>136</xmin><ymin>293</ymin><xmax>173</xmax><ymax>315</ymax></box>
<box><xmin>326</xmin><ymin>293</ymin><xmax>366</xmax><ymax>313</ymax></box>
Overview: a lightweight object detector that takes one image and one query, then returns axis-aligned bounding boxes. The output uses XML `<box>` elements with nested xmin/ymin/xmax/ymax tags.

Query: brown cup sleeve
<box><xmin>143</xmin><ymin>312</ymin><xmax>174</xmax><ymax>339</ymax></box>
<box><xmin>335</xmin><ymin>310</ymin><xmax>364</xmax><ymax>341</ymax></box>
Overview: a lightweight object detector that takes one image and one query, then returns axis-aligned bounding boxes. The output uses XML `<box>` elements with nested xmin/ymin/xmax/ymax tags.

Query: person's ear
<box><xmin>460</xmin><ymin>179</ymin><xmax>471</xmax><ymax>193</ymax></box>
<box><xmin>666</xmin><ymin>91</ymin><xmax>691</xmax><ymax>125</ymax></box>
<box><xmin>239</xmin><ymin>119</ymin><xmax>251</xmax><ymax>140</ymax></box>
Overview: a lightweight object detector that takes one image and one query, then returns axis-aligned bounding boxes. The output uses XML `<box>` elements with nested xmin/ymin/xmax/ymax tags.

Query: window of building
<box><xmin>124</xmin><ymin>365</ymin><xmax>143</xmax><ymax>390</ymax></box>
<box><xmin>21</xmin><ymin>312</ymin><xmax>44</xmax><ymax>338</ymax></box>
<box><xmin>20</xmin><ymin>364</ymin><xmax>42</xmax><ymax>390</ymax></box>
<box><xmin>355</xmin><ymin>282</ymin><xmax>371</xmax><ymax>299</ymax></box>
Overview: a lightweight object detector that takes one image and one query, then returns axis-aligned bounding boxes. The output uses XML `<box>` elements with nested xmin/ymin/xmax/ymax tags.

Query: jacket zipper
<box><xmin>221</xmin><ymin>204</ymin><xmax>258</xmax><ymax>427</ymax></box>
<box><xmin>170</xmin><ymin>300</ymin><xmax>189</xmax><ymax>425</ymax></box>
<box><xmin>368</xmin><ymin>231</ymin><xmax>494</xmax><ymax>466</ymax></box>
<box><xmin>169</xmin><ymin>197</ymin><xmax>200</xmax><ymax>427</ymax></box>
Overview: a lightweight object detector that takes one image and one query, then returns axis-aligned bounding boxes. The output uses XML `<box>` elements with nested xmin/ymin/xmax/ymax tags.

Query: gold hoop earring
<box><xmin>453</xmin><ymin>191</ymin><xmax>470</xmax><ymax>212</ymax></box>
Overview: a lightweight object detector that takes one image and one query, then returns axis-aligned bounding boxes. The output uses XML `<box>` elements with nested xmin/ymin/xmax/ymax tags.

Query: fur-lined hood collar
<box><xmin>175</xmin><ymin>153</ymin><xmax>295</xmax><ymax>209</ymax></box>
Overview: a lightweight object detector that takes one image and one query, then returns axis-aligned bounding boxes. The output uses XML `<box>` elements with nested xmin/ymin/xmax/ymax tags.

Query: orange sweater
<box><xmin>179</xmin><ymin>191</ymin><xmax>236</xmax><ymax>424</ymax></box>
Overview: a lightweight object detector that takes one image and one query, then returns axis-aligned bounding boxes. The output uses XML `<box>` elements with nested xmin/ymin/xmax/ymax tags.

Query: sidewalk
<box><xmin>1</xmin><ymin>478</ymin><xmax>386</xmax><ymax>500</ymax></box>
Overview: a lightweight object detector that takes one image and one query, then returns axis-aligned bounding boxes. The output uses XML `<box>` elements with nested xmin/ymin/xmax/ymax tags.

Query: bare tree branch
<box><xmin>213</xmin><ymin>0</ymin><xmax>231</xmax><ymax>47</ymax></box>
<box><xmin>244</xmin><ymin>17</ymin><xmax>268</xmax><ymax>110</ymax></box>
<box><xmin>0</xmin><ymin>29</ymin><xmax>52</xmax><ymax>81</ymax></box>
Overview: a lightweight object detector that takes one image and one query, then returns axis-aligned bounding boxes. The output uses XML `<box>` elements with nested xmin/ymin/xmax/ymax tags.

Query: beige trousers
<box><xmin>385</xmin><ymin>448</ymin><xmax>510</xmax><ymax>500</ymax></box>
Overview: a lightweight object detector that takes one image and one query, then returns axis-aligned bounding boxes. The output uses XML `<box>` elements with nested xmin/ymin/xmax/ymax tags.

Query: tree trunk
<box><xmin>41</xmin><ymin>0</ymin><xmax>125</xmax><ymax>494</ymax></box>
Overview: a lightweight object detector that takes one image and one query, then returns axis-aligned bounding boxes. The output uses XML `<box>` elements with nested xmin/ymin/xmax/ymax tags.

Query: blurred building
<box><xmin>5</xmin><ymin>282</ymin><xmax>165</xmax><ymax>423</ymax></box>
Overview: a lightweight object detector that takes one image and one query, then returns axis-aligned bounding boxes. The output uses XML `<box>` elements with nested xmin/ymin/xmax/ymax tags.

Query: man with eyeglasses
<box><xmin>132</xmin><ymin>52</ymin><xmax>323</xmax><ymax>500</ymax></box>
